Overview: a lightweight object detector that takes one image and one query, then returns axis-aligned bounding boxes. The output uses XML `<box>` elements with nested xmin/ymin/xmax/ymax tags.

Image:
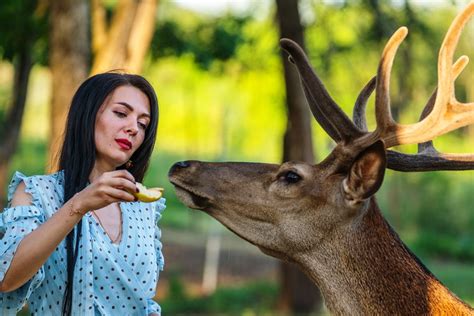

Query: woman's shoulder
<box><xmin>7</xmin><ymin>170</ymin><xmax>64</xmax><ymax>207</ymax></box>
<box><xmin>9</xmin><ymin>170</ymin><xmax>64</xmax><ymax>185</ymax></box>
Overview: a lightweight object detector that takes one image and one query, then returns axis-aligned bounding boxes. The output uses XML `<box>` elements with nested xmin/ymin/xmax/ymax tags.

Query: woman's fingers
<box><xmin>107</xmin><ymin>177</ymin><xmax>138</xmax><ymax>195</ymax></box>
<box><xmin>111</xmin><ymin>169</ymin><xmax>136</xmax><ymax>184</ymax></box>
<box><xmin>106</xmin><ymin>187</ymin><xmax>136</xmax><ymax>202</ymax></box>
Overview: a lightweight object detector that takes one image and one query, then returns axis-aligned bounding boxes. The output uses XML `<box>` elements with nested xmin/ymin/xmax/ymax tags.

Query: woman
<box><xmin>0</xmin><ymin>72</ymin><xmax>165</xmax><ymax>315</ymax></box>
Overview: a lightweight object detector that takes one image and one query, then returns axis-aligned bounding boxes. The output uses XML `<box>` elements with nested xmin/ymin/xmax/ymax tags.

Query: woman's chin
<box><xmin>94</xmin><ymin>155</ymin><xmax>131</xmax><ymax>171</ymax></box>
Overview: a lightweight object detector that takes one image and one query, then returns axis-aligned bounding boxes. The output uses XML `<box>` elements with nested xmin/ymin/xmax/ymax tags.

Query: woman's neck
<box><xmin>89</xmin><ymin>160</ymin><xmax>116</xmax><ymax>182</ymax></box>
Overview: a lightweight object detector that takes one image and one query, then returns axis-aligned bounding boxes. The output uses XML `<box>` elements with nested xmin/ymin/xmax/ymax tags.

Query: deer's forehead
<box><xmin>278</xmin><ymin>162</ymin><xmax>318</xmax><ymax>175</ymax></box>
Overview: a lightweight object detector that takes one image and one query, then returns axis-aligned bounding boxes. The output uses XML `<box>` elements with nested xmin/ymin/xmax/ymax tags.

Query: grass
<box><xmin>161</xmin><ymin>277</ymin><xmax>279</xmax><ymax>315</ymax></box>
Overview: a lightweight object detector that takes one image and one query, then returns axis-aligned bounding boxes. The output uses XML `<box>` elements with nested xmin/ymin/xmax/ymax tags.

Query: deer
<box><xmin>168</xmin><ymin>3</ymin><xmax>474</xmax><ymax>315</ymax></box>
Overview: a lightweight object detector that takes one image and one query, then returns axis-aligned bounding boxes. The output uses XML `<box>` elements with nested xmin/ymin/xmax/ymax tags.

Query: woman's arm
<box><xmin>0</xmin><ymin>182</ymin><xmax>84</xmax><ymax>292</ymax></box>
<box><xmin>0</xmin><ymin>170</ymin><xmax>137</xmax><ymax>292</ymax></box>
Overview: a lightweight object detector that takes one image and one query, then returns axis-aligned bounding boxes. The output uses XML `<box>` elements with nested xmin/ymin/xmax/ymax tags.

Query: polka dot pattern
<box><xmin>0</xmin><ymin>171</ymin><xmax>165</xmax><ymax>315</ymax></box>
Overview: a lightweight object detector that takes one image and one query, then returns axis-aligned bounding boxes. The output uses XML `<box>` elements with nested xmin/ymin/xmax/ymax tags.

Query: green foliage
<box><xmin>151</xmin><ymin>20</ymin><xmax>188</xmax><ymax>58</ymax></box>
<box><xmin>10</xmin><ymin>139</ymin><xmax>47</xmax><ymax>176</ymax></box>
<box><xmin>0</xmin><ymin>82</ymin><xmax>10</xmax><ymax>113</ymax></box>
<box><xmin>161</xmin><ymin>274</ymin><xmax>278</xmax><ymax>314</ymax></box>
<box><xmin>0</xmin><ymin>105</ymin><xmax>5</xmax><ymax>131</ymax></box>
<box><xmin>152</xmin><ymin>12</ymin><xmax>250</xmax><ymax>69</ymax></box>
<box><xmin>4</xmin><ymin>138</ymin><xmax>47</xmax><ymax>198</ymax></box>
<box><xmin>143</xmin><ymin>48</ymin><xmax>285</xmax><ymax>163</ymax></box>
<box><xmin>379</xmin><ymin>171</ymin><xmax>474</xmax><ymax>261</ymax></box>
<box><xmin>0</xmin><ymin>0</ymin><xmax>48</xmax><ymax>64</ymax></box>
<box><xmin>426</xmin><ymin>259</ymin><xmax>474</xmax><ymax>303</ymax></box>
<box><xmin>411</xmin><ymin>173</ymin><xmax>474</xmax><ymax>261</ymax></box>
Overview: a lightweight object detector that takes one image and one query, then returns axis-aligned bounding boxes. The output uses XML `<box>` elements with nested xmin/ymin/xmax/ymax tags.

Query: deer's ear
<box><xmin>343</xmin><ymin>140</ymin><xmax>386</xmax><ymax>203</ymax></box>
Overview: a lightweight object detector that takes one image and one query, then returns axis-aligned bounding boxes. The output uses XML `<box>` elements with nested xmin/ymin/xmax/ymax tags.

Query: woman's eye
<box><xmin>114</xmin><ymin>111</ymin><xmax>126</xmax><ymax>118</ymax></box>
<box><xmin>138</xmin><ymin>122</ymin><xmax>147</xmax><ymax>130</ymax></box>
<box><xmin>280</xmin><ymin>171</ymin><xmax>302</xmax><ymax>184</ymax></box>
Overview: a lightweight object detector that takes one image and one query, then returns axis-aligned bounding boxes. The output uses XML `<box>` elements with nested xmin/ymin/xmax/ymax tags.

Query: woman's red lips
<box><xmin>115</xmin><ymin>138</ymin><xmax>132</xmax><ymax>150</ymax></box>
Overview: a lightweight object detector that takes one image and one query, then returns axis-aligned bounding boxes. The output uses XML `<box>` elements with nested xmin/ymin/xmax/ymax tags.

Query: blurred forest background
<box><xmin>1</xmin><ymin>0</ymin><xmax>473</xmax><ymax>315</ymax></box>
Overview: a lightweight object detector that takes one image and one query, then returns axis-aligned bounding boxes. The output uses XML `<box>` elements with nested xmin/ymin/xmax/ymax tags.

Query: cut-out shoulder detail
<box><xmin>10</xmin><ymin>181</ymin><xmax>33</xmax><ymax>207</ymax></box>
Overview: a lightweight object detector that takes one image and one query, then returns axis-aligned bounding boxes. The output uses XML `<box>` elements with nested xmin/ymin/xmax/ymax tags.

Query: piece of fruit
<box><xmin>134</xmin><ymin>182</ymin><xmax>164</xmax><ymax>202</ymax></box>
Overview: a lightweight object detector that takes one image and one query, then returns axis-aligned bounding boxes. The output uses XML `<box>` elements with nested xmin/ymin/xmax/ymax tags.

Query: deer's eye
<box><xmin>280</xmin><ymin>171</ymin><xmax>302</xmax><ymax>184</ymax></box>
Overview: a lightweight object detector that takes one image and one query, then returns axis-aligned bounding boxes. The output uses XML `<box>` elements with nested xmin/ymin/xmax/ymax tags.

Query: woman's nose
<box><xmin>126</xmin><ymin>123</ymin><xmax>139</xmax><ymax>135</ymax></box>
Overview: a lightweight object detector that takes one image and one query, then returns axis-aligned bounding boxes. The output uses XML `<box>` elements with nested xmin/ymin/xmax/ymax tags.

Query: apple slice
<box><xmin>134</xmin><ymin>183</ymin><xmax>164</xmax><ymax>202</ymax></box>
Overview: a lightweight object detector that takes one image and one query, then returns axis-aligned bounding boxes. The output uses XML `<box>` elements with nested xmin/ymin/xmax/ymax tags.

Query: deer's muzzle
<box><xmin>168</xmin><ymin>161</ymin><xmax>211</xmax><ymax>210</ymax></box>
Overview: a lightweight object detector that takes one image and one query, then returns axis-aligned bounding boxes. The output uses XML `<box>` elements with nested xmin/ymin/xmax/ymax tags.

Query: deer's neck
<box><xmin>296</xmin><ymin>198</ymin><xmax>472</xmax><ymax>315</ymax></box>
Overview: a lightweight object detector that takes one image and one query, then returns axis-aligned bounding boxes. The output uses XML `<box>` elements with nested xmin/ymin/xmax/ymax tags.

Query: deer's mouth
<box><xmin>169</xmin><ymin>180</ymin><xmax>211</xmax><ymax>210</ymax></box>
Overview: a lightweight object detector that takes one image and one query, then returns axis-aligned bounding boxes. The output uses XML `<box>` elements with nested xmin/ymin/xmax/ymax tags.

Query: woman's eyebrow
<box><xmin>116</xmin><ymin>101</ymin><xmax>150</xmax><ymax>118</ymax></box>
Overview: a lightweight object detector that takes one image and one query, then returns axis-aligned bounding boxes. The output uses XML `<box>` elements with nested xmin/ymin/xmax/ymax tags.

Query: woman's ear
<box><xmin>342</xmin><ymin>140</ymin><xmax>386</xmax><ymax>203</ymax></box>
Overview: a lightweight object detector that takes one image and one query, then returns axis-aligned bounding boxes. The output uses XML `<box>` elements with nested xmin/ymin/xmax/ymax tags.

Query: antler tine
<box><xmin>416</xmin><ymin>89</ymin><xmax>438</xmax><ymax>154</ymax></box>
<box><xmin>280</xmin><ymin>38</ymin><xmax>363</xmax><ymax>143</ymax></box>
<box><xmin>375</xmin><ymin>3</ymin><xmax>474</xmax><ymax>148</ymax></box>
<box><xmin>374</xmin><ymin>27</ymin><xmax>408</xmax><ymax>137</ymax></box>
<box><xmin>350</xmin><ymin>54</ymin><xmax>473</xmax><ymax>171</ymax></box>
<box><xmin>385</xmin><ymin>55</ymin><xmax>474</xmax><ymax>171</ymax></box>
<box><xmin>431</xmin><ymin>3</ymin><xmax>473</xmax><ymax>119</ymax></box>
<box><xmin>300</xmin><ymin>78</ymin><xmax>344</xmax><ymax>142</ymax></box>
<box><xmin>353</xmin><ymin>76</ymin><xmax>376</xmax><ymax>131</ymax></box>
<box><xmin>418</xmin><ymin>55</ymin><xmax>469</xmax><ymax>152</ymax></box>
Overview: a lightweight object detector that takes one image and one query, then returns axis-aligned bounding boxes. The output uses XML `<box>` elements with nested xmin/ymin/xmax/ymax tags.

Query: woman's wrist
<box><xmin>68</xmin><ymin>193</ymin><xmax>88</xmax><ymax>217</ymax></box>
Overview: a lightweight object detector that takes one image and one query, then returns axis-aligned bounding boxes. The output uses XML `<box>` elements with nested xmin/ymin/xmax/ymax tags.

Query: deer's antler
<box><xmin>353</xmin><ymin>57</ymin><xmax>474</xmax><ymax>171</ymax></box>
<box><xmin>353</xmin><ymin>76</ymin><xmax>376</xmax><ymax>131</ymax></box>
<box><xmin>373</xmin><ymin>2</ymin><xmax>474</xmax><ymax>147</ymax></box>
<box><xmin>281</xmin><ymin>2</ymin><xmax>474</xmax><ymax>171</ymax></box>
<box><xmin>280</xmin><ymin>39</ymin><xmax>364</xmax><ymax>143</ymax></box>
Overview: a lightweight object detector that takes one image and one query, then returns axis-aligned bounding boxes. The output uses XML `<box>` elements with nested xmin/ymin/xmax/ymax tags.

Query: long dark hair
<box><xmin>58</xmin><ymin>72</ymin><xmax>159</xmax><ymax>315</ymax></box>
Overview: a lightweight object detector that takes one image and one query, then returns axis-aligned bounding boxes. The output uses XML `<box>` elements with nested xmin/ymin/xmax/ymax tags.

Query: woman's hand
<box><xmin>73</xmin><ymin>170</ymin><xmax>137</xmax><ymax>213</ymax></box>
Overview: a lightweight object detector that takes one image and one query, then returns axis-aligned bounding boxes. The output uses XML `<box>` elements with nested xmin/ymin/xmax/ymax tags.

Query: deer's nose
<box><xmin>169</xmin><ymin>161</ymin><xmax>191</xmax><ymax>175</ymax></box>
<box><xmin>175</xmin><ymin>161</ymin><xmax>190</xmax><ymax>168</ymax></box>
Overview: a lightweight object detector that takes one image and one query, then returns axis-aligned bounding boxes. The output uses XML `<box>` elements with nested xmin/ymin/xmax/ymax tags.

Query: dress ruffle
<box><xmin>0</xmin><ymin>172</ymin><xmax>46</xmax><ymax>314</ymax></box>
<box><xmin>7</xmin><ymin>172</ymin><xmax>44</xmax><ymax>211</ymax></box>
<box><xmin>154</xmin><ymin>198</ymin><xmax>166</xmax><ymax>272</ymax></box>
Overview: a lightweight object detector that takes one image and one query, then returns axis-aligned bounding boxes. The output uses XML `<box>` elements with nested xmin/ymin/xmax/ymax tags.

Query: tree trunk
<box><xmin>276</xmin><ymin>0</ymin><xmax>314</xmax><ymax>163</ymax></box>
<box><xmin>275</xmin><ymin>0</ymin><xmax>322</xmax><ymax>314</ymax></box>
<box><xmin>0</xmin><ymin>49</ymin><xmax>33</xmax><ymax>205</ymax></box>
<box><xmin>48</xmin><ymin>0</ymin><xmax>90</xmax><ymax>171</ymax></box>
<box><xmin>125</xmin><ymin>0</ymin><xmax>158</xmax><ymax>72</ymax></box>
<box><xmin>91</xmin><ymin>0</ymin><xmax>158</xmax><ymax>74</ymax></box>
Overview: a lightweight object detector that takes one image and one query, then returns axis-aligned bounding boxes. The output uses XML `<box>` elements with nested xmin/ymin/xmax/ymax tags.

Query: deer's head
<box><xmin>169</xmin><ymin>3</ymin><xmax>474</xmax><ymax>264</ymax></box>
<box><xmin>169</xmin><ymin>139</ymin><xmax>387</xmax><ymax>262</ymax></box>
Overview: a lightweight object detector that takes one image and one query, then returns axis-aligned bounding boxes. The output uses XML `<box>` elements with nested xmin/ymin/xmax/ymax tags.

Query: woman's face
<box><xmin>94</xmin><ymin>85</ymin><xmax>151</xmax><ymax>170</ymax></box>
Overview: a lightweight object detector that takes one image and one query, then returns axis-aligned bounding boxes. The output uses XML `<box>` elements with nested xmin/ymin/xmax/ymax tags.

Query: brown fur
<box><xmin>169</xmin><ymin>152</ymin><xmax>473</xmax><ymax>315</ymax></box>
<box><xmin>296</xmin><ymin>199</ymin><xmax>472</xmax><ymax>315</ymax></box>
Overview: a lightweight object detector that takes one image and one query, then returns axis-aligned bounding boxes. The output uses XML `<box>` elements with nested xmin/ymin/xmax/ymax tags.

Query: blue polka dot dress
<box><xmin>0</xmin><ymin>171</ymin><xmax>165</xmax><ymax>315</ymax></box>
